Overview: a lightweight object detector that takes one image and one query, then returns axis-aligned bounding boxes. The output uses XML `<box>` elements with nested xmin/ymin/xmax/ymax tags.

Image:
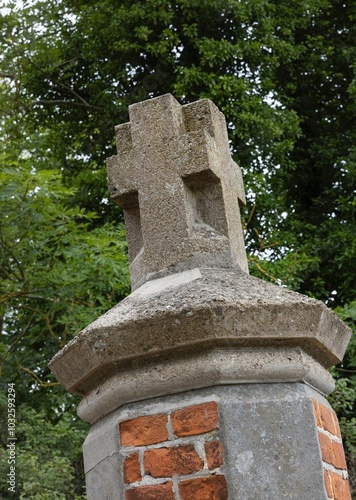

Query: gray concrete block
<box><xmin>85</xmin><ymin>454</ymin><xmax>121</xmax><ymax>500</ymax></box>
<box><xmin>83</xmin><ymin>410</ymin><xmax>120</xmax><ymax>473</ymax></box>
<box><xmin>217</xmin><ymin>384</ymin><xmax>326</xmax><ymax>499</ymax></box>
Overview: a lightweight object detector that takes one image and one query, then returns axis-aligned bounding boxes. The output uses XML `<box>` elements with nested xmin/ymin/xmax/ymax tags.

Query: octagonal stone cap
<box><xmin>49</xmin><ymin>267</ymin><xmax>351</xmax><ymax>397</ymax></box>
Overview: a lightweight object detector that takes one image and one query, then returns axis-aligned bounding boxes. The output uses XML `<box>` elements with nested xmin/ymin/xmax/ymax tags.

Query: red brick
<box><xmin>205</xmin><ymin>440</ymin><xmax>224</xmax><ymax>469</ymax></box>
<box><xmin>126</xmin><ymin>482</ymin><xmax>174</xmax><ymax>500</ymax></box>
<box><xmin>319</xmin><ymin>402</ymin><xmax>337</xmax><ymax>435</ymax></box>
<box><xmin>331</xmin><ymin>441</ymin><xmax>347</xmax><ymax>470</ymax></box>
<box><xmin>120</xmin><ymin>414</ymin><xmax>168</xmax><ymax>446</ymax></box>
<box><xmin>144</xmin><ymin>444</ymin><xmax>203</xmax><ymax>478</ymax></box>
<box><xmin>318</xmin><ymin>433</ymin><xmax>347</xmax><ymax>470</ymax></box>
<box><xmin>124</xmin><ymin>453</ymin><xmax>141</xmax><ymax>484</ymax></box>
<box><xmin>329</xmin><ymin>471</ymin><xmax>351</xmax><ymax>500</ymax></box>
<box><xmin>171</xmin><ymin>402</ymin><xmax>219</xmax><ymax>437</ymax></box>
<box><xmin>324</xmin><ymin>469</ymin><xmax>334</xmax><ymax>499</ymax></box>
<box><xmin>318</xmin><ymin>432</ymin><xmax>334</xmax><ymax>466</ymax></box>
<box><xmin>179</xmin><ymin>475</ymin><xmax>228</xmax><ymax>500</ymax></box>
<box><xmin>333</xmin><ymin>416</ymin><xmax>342</xmax><ymax>439</ymax></box>
<box><xmin>313</xmin><ymin>399</ymin><xmax>322</xmax><ymax>428</ymax></box>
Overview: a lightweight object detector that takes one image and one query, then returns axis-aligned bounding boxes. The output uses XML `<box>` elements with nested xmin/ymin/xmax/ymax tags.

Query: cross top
<box><xmin>107</xmin><ymin>94</ymin><xmax>248</xmax><ymax>289</ymax></box>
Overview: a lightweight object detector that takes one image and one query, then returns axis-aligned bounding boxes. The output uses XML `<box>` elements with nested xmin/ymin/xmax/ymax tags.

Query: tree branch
<box><xmin>32</xmin><ymin>99</ymin><xmax>102</xmax><ymax>111</ymax></box>
<box><xmin>0</xmin><ymin>240</ymin><xmax>25</xmax><ymax>282</ymax></box>
<box><xmin>0</xmin><ymin>291</ymin><xmax>55</xmax><ymax>305</ymax></box>
<box><xmin>0</xmin><ymin>312</ymin><xmax>35</xmax><ymax>376</ymax></box>
<box><xmin>28</xmin><ymin>58</ymin><xmax>103</xmax><ymax>112</ymax></box>
<box><xmin>248</xmin><ymin>257</ymin><xmax>279</xmax><ymax>282</ymax></box>
<box><xmin>245</xmin><ymin>204</ymin><xmax>256</xmax><ymax>227</ymax></box>
<box><xmin>336</xmin><ymin>367</ymin><xmax>356</xmax><ymax>374</ymax></box>
<box><xmin>18</xmin><ymin>362</ymin><xmax>60</xmax><ymax>387</ymax></box>
<box><xmin>54</xmin><ymin>78</ymin><xmax>91</xmax><ymax>106</ymax></box>
<box><xmin>0</xmin><ymin>72</ymin><xmax>15</xmax><ymax>79</ymax></box>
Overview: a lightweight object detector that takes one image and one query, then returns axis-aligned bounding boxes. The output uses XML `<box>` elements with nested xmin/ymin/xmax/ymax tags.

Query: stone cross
<box><xmin>107</xmin><ymin>93</ymin><xmax>248</xmax><ymax>289</ymax></box>
<box><xmin>51</xmin><ymin>93</ymin><xmax>352</xmax><ymax>500</ymax></box>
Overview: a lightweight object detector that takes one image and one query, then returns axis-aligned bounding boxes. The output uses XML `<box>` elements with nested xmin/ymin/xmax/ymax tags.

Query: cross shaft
<box><xmin>107</xmin><ymin>94</ymin><xmax>248</xmax><ymax>289</ymax></box>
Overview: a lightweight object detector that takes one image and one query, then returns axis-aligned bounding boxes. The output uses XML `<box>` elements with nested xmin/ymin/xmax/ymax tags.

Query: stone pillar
<box><xmin>49</xmin><ymin>94</ymin><xmax>352</xmax><ymax>500</ymax></box>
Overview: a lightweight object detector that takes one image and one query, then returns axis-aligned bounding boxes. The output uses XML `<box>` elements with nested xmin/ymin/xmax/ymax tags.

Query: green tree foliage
<box><xmin>0</xmin><ymin>0</ymin><xmax>355</xmax><ymax>496</ymax></box>
<box><xmin>0</xmin><ymin>401</ymin><xmax>88</xmax><ymax>499</ymax></box>
<box><xmin>0</xmin><ymin>142</ymin><xmax>130</xmax><ymax>497</ymax></box>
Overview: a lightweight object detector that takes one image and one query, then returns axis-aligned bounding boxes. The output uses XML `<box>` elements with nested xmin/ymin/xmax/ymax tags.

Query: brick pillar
<box><xmin>82</xmin><ymin>384</ymin><xmax>352</xmax><ymax>499</ymax></box>
<box><xmin>313</xmin><ymin>399</ymin><xmax>352</xmax><ymax>499</ymax></box>
<box><xmin>120</xmin><ymin>402</ymin><xmax>227</xmax><ymax>500</ymax></box>
<box><xmin>49</xmin><ymin>94</ymin><xmax>352</xmax><ymax>499</ymax></box>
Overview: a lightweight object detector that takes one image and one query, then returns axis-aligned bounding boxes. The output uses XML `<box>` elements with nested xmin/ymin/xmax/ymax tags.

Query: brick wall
<box><xmin>313</xmin><ymin>399</ymin><xmax>351</xmax><ymax>500</ymax></box>
<box><xmin>119</xmin><ymin>401</ymin><xmax>228</xmax><ymax>499</ymax></box>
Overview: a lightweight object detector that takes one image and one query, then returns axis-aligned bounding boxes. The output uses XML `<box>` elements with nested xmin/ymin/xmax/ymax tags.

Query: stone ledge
<box><xmin>77</xmin><ymin>346</ymin><xmax>334</xmax><ymax>424</ymax></box>
<box><xmin>49</xmin><ymin>267</ymin><xmax>351</xmax><ymax>399</ymax></box>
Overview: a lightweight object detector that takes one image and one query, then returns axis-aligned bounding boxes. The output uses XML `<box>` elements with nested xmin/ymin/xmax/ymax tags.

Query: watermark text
<box><xmin>7</xmin><ymin>383</ymin><xmax>16</xmax><ymax>493</ymax></box>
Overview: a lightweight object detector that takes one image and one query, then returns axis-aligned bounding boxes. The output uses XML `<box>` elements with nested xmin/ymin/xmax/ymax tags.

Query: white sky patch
<box><xmin>19</xmin><ymin>149</ymin><xmax>32</xmax><ymax>159</ymax></box>
<box><xmin>28</xmin><ymin>185</ymin><xmax>41</xmax><ymax>195</ymax></box>
<box><xmin>63</xmin><ymin>11</ymin><xmax>77</xmax><ymax>25</ymax></box>
<box><xmin>0</xmin><ymin>0</ymin><xmax>23</xmax><ymax>15</ymax></box>
<box><xmin>73</xmin><ymin>153</ymin><xmax>91</xmax><ymax>162</ymax></box>
<box><xmin>246</xmin><ymin>188</ymin><xmax>256</xmax><ymax>203</ymax></box>
<box><xmin>172</xmin><ymin>44</ymin><xmax>184</xmax><ymax>61</ymax></box>
<box><xmin>125</xmin><ymin>64</ymin><xmax>136</xmax><ymax>78</ymax></box>
<box><xmin>264</xmin><ymin>91</ymin><xmax>284</xmax><ymax>109</ymax></box>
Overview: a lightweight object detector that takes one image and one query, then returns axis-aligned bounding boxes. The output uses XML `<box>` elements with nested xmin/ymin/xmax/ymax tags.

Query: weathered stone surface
<box><xmin>83</xmin><ymin>414</ymin><xmax>121</xmax><ymax>500</ymax></box>
<box><xmin>49</xmin><ymin>267</ymin><xmax>351</xmax><ymax>422</ymax></box>
<box><xmin>83</xmin><ymin>409</ymin><xmax>120</xmax><ymax>474</ymax></box>
<box><xmin>218</xmin><ymin>384</ymin><xmax>329</xmax><ymax>499</ymax></box>
<box><xmin>76</xmin><ymin>345</ymin><xmax>334</xmax><ymax>424</ymax></box>
<box><xmin>106</xmin><ymin>93</ymin><xmax>248</xmax><ymax>289</ymax></box>
<box><xmin>85</xmin><ymin>454</ymin><xmax>121</xmax><ymax>500</ymax></box>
